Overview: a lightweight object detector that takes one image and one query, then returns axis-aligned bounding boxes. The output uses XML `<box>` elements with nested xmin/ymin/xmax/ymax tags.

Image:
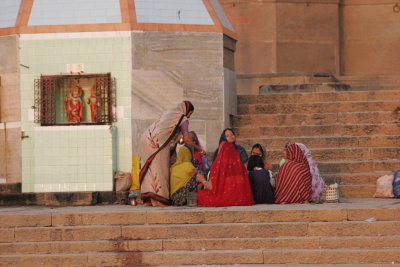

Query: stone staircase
<box><xmin>1</xmin><ymin>201</ymin><xmax>400</xmax><ymax>266</ymax></box>
<box><xmin>234</xmin><ymin>88</ymin><xmax>400</xmax><ymax>198</ymax></box>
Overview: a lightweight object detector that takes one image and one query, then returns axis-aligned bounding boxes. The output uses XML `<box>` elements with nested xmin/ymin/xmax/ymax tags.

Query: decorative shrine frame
<box><xmin>34</xmin><ymin>73</ymin><xmax>116</xmax><ymax>126</ymax></box>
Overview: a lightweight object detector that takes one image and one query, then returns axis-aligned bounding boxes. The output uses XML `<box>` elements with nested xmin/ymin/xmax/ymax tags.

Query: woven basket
<box><xmin>324</xmin><ymin>187</ymin><xmax>339</xmax><ymax>203</ymax></box>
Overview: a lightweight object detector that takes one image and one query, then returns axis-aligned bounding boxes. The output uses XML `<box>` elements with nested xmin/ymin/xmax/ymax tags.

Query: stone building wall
<box><xmin>0</xmin><ymin>35</ymin><xmax>21</xmax><ymax>183</ymax></box>
<box><xmin>341</xmin><ymin>0</ymin><xmax>400</xmax><ymax>75</ymax></box>
<box><xmin>131</xmin><ymin>31</ymin><xmax>232</xmax><ymax>155</ymax></box>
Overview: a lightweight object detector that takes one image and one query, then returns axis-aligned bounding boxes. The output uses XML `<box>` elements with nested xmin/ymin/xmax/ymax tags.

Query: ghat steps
<box><xmin>234</xmin><ymin>89</ymin><xmax>400</xmax><ymax>198</ymax></box>
<box><xmin>1</xmin><ymin>200</ymin><xmax>400</xmax><ymax>266</ymax></box>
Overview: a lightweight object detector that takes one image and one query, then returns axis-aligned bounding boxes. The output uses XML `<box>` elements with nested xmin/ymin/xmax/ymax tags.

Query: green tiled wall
<box><xmin>20</xmin><ymin>34</ymin><xmax>132</xmax><ymax>192</ymax></box>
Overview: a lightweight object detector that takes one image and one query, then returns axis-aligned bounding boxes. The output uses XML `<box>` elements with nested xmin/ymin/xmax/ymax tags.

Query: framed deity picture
<box><xmin>34</xmin><ymin>73</ymin><xmax>116</xmax><ymax>126</ymax></box>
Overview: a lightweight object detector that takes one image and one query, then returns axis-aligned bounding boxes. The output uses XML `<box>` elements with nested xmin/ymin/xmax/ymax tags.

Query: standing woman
<box><xmin>139</xmin><ymin>101</ymin><xmax>205</xmax><ymax>207</ymax></box>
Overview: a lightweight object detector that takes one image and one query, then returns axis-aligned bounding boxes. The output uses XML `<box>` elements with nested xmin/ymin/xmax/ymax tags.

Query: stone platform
<box><xmin>1</xmin><ymin>198</ymin><xmax>400</xmax><ymax>266</ymax></box>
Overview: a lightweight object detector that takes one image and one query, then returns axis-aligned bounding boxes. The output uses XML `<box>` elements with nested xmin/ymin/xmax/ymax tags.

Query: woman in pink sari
<box><xmin>139</xmin><ymin>101</ymin><xmax>205</xmax><ymax>207</ymax></box>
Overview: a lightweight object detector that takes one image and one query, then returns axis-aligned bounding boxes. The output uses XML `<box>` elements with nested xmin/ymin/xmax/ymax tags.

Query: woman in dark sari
<box><xmin>247</xmin><ymin>155</ymin><xmax>275</xmax><ymax>204</ymax></box>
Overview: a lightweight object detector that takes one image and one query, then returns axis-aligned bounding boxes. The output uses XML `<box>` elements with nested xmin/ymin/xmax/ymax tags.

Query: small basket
<box><xmin>324</xmin><ymin>187</ymin><xmax>339</xmax><ymax>203</ymax></box>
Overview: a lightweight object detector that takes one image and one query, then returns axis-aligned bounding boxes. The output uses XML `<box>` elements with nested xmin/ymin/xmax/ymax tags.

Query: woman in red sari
<box><xmin>274</xmin><ymin>143</ymin><xmax>312</xmax><ymax>204</ymax></box>
<box><xmin>197</xmin><ymin>128</ymin><xmax>255</xmax><ymax>207</ymax></box>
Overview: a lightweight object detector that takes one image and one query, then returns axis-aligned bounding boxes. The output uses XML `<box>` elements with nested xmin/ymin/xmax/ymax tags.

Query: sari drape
<box><xmin>139</xmin><ymin>102</ymin><xmax>190</xmax><ymax>205</ymax></box>
<box><xmin>295</xmin><ymin>143</ymin><xmax>325</xmax><ymax>201</ymax></box>
<box><xmin>197</xmin><ymin>142</ymin><xmax>255</xmax><ymax>207</ymax></box>
<box><xmin>170</xmin><ymin>145</ymin><xmax>195</xmax><ymax>196</ymax></box>
<box><xmin>275</xmin><ymin>143</ymin><xmax>312</xmax><ymax>204</ymax></box>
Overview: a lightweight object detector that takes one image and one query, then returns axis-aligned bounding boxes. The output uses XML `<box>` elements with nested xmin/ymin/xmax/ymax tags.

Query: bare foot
<box><xmin>143</xmin><ymin>202</ymin><xmax>152</xmax><ymax>207</ymax></box>
<box><xmin>151</xmin><ymin>199</ymin><xmax>168</xmax><ymax>207</ymax></box>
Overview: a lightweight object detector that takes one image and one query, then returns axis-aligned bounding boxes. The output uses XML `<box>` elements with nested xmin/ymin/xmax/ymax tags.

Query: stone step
<box><xmin>237</xmin><ymin>101</ymin><xmax>399</xmax><ymax>115</ymax></box>
<box><xmin>232</xmin><ymin>111</ymin><xmax>400</xmax><ymax>127</ymax></box>
<box><xmin>0</xmin><ymin>183</ymin><xmax>21</xmax><ymax>193</ymax></box>
<box><xmin>237</xmin><ymin>135</ymin><xmax>400</xmax><ymax>150</ymax></box>
<box><xmin>2</xmin><ymin>205</ymin><xmax>400</xmax><ymax>228</ymax></box>
<box><xmin>4</xmin><ymin>220</ymin><xmax>400</xmax><ymax>243</ymax></box>
<box><xmin>339</xmin><ymin>185</ymin><xmax>376</xmax><ymax>198</ymax></box>
<box><xmin>238</xmin><ymin>90</ymin><xmax>400</xmax><ymax>105</ymax></box>
<box><xmin>0</xmin><ymin>191</ymin><xmax>130</xmax><ymax>206</ymax></box>
<box><xmin>323</xmin><ymin>172</ymin><xmax>388</xmax><ymax>185</ymax></box>
<box><xmin>317</xmin><ymin>160</ymin><xmax>399</xmax><ymax>174</ymax></box>
<box><xmin>2</xmin><ymin>248</ymin><xmax>400</xmax><ymax>266</ymax></box>
<box><xmin>233</xmin><ymin>123</ymin><xmax>400</xmax><ymax>138</ymax></box>
<box><xmin>3</xmin><ymin>235</ymin><xmax>400</xmax><ymax>255</ymax></box>
<box><xmin>260</xmin><ymin>147</ymin><xmax>400</xmax><ymax>162</ymax></box>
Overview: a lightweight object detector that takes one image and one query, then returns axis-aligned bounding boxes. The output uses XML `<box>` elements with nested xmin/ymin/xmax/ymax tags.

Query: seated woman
<box><xmin>274</xmin><ymin>143</ymin><xmax>312</xmax><ymax>204</ymax></box>
<box><xmin>247</xmin><ymin>155</ymin><xmax>275</xmax><ymax>204</ymax></box>
<box><xmin>197</xmin><ymin>129</ymin><xmax>255</xmax><ymax>207</ymax></box>
<box><xmin>213</xmin><ymin>128</ymin><xmax>248</xmax><ymax>164</ymax></box>
<box><xmin>170</xmin><ymin>144</ymin><xmax>210</xmax><ymax>206</ymax></box>
<box><xmin>295</xmin><ymin>143</ymin><xmax>325</xmax><ymax>202</ymax></box>
<box><xmin>250</xmin><ymin>143</ymin><xmax>273</xmax><ymax>171</ymax></box>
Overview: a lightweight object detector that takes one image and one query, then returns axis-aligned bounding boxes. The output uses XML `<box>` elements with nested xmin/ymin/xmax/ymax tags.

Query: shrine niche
<box><xmin>34</xmin><ymin>73</ymin><xmax>115</xmax><ymax>125</ymax></box>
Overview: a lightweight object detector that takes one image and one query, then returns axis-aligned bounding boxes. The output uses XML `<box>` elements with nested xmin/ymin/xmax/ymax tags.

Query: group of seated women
<box><xmin>138</xmin><ymin>100</ymin><xmax>324</xmax><ymax>207</ymax></box>
<box><xmin>169</xmin><ymin>128</ymin><xmax>325</xmax><ymax>207</ymax></box>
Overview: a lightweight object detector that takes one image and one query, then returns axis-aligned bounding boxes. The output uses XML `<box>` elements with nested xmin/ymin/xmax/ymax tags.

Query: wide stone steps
<box><xmin>233</xmin><ymin>123</ymin><xmax>400</xmax><ymax>138</ymax></box>
<box><xmin>238</xmin><ymin>90</ymin><xmax>400</xmax><ymax>105</ymax></box>
<box><xmin>237</xmin><ymin>135</ymin><xmax>400</xmax><ymax>150</ymax></box>
<box><xmin>258</xmin><ymin>147</ymin><xmax>400</xmax><ymax>162</ymax></box>
<box><xmin>238</xmin><ymin>101</ymin><xmax>399</xmax><ymax>114</ymax></box>
<box><xmin>232</xmin><ymin>111</ymin><xmax>399</xmax><ymax>127</ymax></box>
<box><xmin>3</xmin><ymin>235</ymin><xmax>400</xmax><ymax>255</ymax></box>
<box><xmin>2</xmin><ymin>248</ymin><xmax>400</xmax><ymax>266</ymax></box>
<box><xmin>1</xmin><ymin>203</ymin><xmax>400</xmax><ymax>266</ymax></box>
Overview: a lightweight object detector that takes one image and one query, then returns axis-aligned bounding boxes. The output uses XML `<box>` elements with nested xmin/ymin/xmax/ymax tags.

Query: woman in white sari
<box><xmin>139</xmin><ymin>101</ymin><xmax>205</xmax><ymax>207</ymax></box>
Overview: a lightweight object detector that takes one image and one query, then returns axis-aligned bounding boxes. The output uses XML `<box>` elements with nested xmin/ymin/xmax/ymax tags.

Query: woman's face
<box><xmin>251</xmin><ymin>147</ymin><xmax>263</xmax><ymax>157</ymax></box>
<box><xmin>224</xmin><ymin>130</ymin><xmax>236</xmax><ymax>143</ymax></box>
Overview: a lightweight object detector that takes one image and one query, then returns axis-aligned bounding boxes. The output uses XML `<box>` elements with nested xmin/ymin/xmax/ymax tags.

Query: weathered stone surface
<box><xmin>308</xmin><ymin>221</ymin><xmax>400</xmax><ymax>237</ymax></box>
<box><xmin>204</xmin><ymin>209</ymin><xmax>346</xmax><ymax>223</ymax></box>
<box><xmin>339</xmin><ymin>185</ymin><xmax>376</xmax><ymax>198</ymax></box>
<box><xmin>0</xmin><ymin>228</ymin><xmax>14</xmax><ymax>242</ymax></box>
<box><xmin>14</xmin><ymin>225</ymin><xmax>121</xmax><ymax>242</ymax></box>
<box><xmin>132</xmin><ymin>70</ymin><xmax>184</xmax><ymax>121</ymax></box>
<box><xmin>238</xmin><ymin>101</ymin><xmax>400</xmax><ymax>114</ymax></box>
<box><xmin>234</xmin><ymin>124</ymin><xmax>400</xmax><ymax>138</ymax></box>
<box><xmin>52</xmin><ymin>211</ymin><xmax>146</xmax><ymax>226</ymax></box>
<box><xmin>347</xmin><ymin>208</ymin><xmax>400</xmax><ymax>221</ymax></box>
<box><xmin>4</xmin><ymin>127</ymin><xmax>21</xmax><ymax>183</ymax></box>
<box><xmin>0</xmin><ymin>254</ymin><xmax>87</xmax><ymax>267</ymax></box>
<box><xmin>320</xmin><ymin>236</ymin><xmax>400</xmax><ymax>249</ymax></box>
<box><xmin>160</xmin><ymin>250</ymin><xmax>264</xmax><ymax>265</ymax></box>
<box><xmin>0</xmin><ymin>73</ymin><xmax>20</xmax><ymax>123</ymax></box>
<box><xmin>145</xmin><ymin>211</ymin><xmax>205</xmax><ymax>224</ymax></box>
<box><xmin>238</xmin><ymin>90</ymin><xmax>400</xmax><ymax>104</ymax></box>
<box><xmin>0</xmin><ymin>183</ymin><xmax>21</xmax><ymax>193</ymax></box>
<box><xmin>130</xmin><ymin>31</ymin><xmax>227</xmax><ymax>154</ymax></box>
<box><xmin>0</xmin><ymin>240</ymin><xmax>129</xmax><ymax>255</ymax></box>
<box><xmin>0</xmin><ymin>36</ymin><xmax>18</xmax><ymax>73</ymax></box>
<box><xmin>122</xmin><ymin>222</ymin><xmax>308</xmax><ymax>240</ymax></box>
<box><xmin>262</xmin><ymin>248</ymin><xmax>400</xmax><ymax>264</ymax></box>
<box><xmin>0</xmin><ymin>213</ymin><xmax>51</xmax><ymax>228</ymax></box>
<box><xmin>163</xmin><ymin>236</ymin><xmax>320</xmax><ymax>251</ymax></box>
